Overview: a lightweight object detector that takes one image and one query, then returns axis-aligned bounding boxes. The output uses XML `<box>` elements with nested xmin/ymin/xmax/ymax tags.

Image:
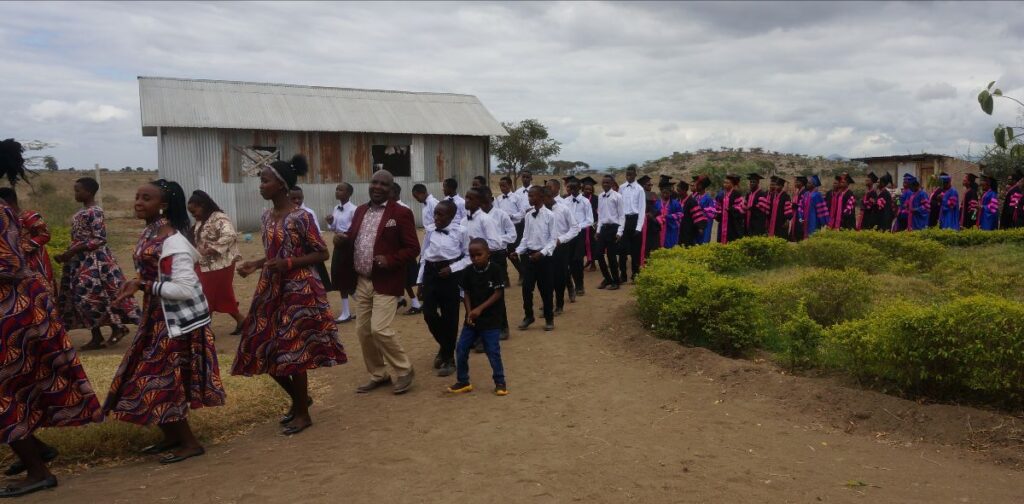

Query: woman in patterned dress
<box><xmin>106</xmin><ymin>179</ymin><xmax>225</xmax><ymax>464</ymax></box>
<box><xmin>0</xmin><ymin>139</ymin><xmax>103</xmax><ymax>498</ymax></box>
<box><xmin>54</xmin><ymin>177</ymin><xmax>139</xmax><ymax>349</ymax></box>
<box><xmin>187</xmin><ymin>190</ymin><xmax>245</xmax><ymax>335</ymax></box>
<box><xmin>235</xmin><ymin>155</ymin><xmax>346</xmax><ymax>436</ymax></box>
<box><xmin>0</xmin><ymin>187</ymin><xmax>56</xmax><ymax>293</ymax></box>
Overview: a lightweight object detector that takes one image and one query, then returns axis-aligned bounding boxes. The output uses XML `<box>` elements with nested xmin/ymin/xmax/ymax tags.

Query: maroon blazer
<box><xmin>336</xmin><ymin>200</ymin><xmax>420</xmax><ymax>297</ymax></box>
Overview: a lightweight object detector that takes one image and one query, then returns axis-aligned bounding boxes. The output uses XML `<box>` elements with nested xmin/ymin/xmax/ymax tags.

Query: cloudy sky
<box><xmin>2</xmin><ymin>1</ymin><xmax>1023</xmax><ymax>170</ymax></box>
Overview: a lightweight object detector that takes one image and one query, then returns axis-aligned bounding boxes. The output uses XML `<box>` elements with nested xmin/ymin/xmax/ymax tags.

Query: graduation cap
<box><xmin>725</xmin><ymin>173</ymin><xmax>741</xmax><ymax>184</ymax></box>
<box><xmin>795</xmin><ymin>175</ymin><xmax>809</xmax><ymax>184</ymax></box>
<box><xmin>878</xmin><ymin>172</ymin><xmax>893</xmax><ymax>186</ymax></box>
<box><xmin>965</xmin><ymin>173</ymin><xmax>978</xmax><ymax>183</ymax></box>
<box><xmin>866</xmin><ymin>172</ymin><xmax>879</xmax><ymax>182</ymax></box>
<box><xmin>563</xmin><ymin>175</ymin><xmax>579</xmax><ymax>183</ymax></box>
<box><xmin>637</xmin><ymin>174</ymin><xmax>652</xmax><ymax>183</ymax></box>
<box><xmin>676</xmin><ymin>180</ymin><xmax>690</xmax><ymax>191</ymax></box>
<box><xmin>658</xmin><ymin>175</ymin><xmax>674</xmax><ymax>188</ymax></box>
<box><xmin>579</xmin><ymin>176</ymin><xmax>598</xmax><ymax>186</ymax></box>
<box><xmin>692</xmin><ymin>175</ymin><xmax>709</xmax><ymax>188</ymax></box>
<box><xmin>809</xmin><ymin>175</ymin><xmax>821</xmax><ymax>187</ymax></box>
<box><xmin>905</xmin><ymin>174</ymin><xmax>919</xmax><ymax>185</ymax></box>
<box><xmin>747</xmin><ymin>173</ymin><xmax>764</xmax><ymax>181</ymax></box>
<box><xmin>770</xmin><ymin>175</ymin><xmax>787</xmax><ymax>185</ymax></box>
<box><xmin>844</xmin><ymin>173</ymin><xmax>855</xmax><ymax>184</ymax></box>
<box><xmin>902</xmin><ymin>172</ymin><xmax>914</xmax><ymax>180</ymax></box>
<box><xmin>938</xmin><ymin>172</ymin><xmax>951</xmax><ymax>182</ymax></box>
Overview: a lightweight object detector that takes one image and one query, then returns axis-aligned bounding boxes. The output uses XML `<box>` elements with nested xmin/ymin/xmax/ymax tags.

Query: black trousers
<box><xmin>421</xmin><ymin>263</ymin><xmax>461</xmax><ymax>363</ymax></box>
<box><xmin>520</xmin><ymin>252</ymin><xmax>553</xmax><ymax>322</ymax></box>
<box><xmin>490</xmin><ymin>250</ymin><xmax>510</xmax><ymax>331</ymax></box>
<box><xmin>552</xmin><ymin>242</ymin><xmax>572</xmax><ymax>309</ymax></box>
<box><xmin>618</xmin><ymin>214</ymin><xmax>641</xmax><ymax>279</ymax></box>
<box><xmin>596</xmin><ymin>224</ymin><xmax>620</xmax><ymax>285</ymax></box>
<box><xmin>567</xmin><ymin>233</ymin><xmax>586</xmax><ymax>292</ymax></box>
<box><xmin>509</xmin><ymin>222</ymin><xmax>525</xmax><ymax>274</ymax></box>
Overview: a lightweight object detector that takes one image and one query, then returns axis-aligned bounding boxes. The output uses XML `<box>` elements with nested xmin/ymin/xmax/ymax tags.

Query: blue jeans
<box><xmin>455</xmin><ymin>325</ymin><xmax>505</xmax><ymax>386</ymax></box>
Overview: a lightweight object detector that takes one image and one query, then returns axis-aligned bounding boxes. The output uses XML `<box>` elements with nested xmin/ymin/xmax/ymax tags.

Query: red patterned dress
<box><xmin>0</xmin><ymin>202</ymin><xmax>102</xmax><ymax>443</ymax></box>
<box><xmin>232</xmin><ymin>208</ymin><xmax>346</xmax><ymax>376</ymax></box>
<box><xmin>103</xmin><ymin>220</ymin><xmax>225</xmax><ymax>425</ymax></box>
<box><xmin>17</xmin><ymin>209</ymin><xmax>56</xmax><ymax>294</ymax></box>
<box><xmin>57</xmin><ymin>206</ymin><xmax>140</xmax><ymax>329</ymax></box>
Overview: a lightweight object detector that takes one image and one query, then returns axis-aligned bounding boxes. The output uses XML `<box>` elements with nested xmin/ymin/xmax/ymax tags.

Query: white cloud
<box><xmin>915</xmin><ymin>83</ymin><xmax>958</xmax><ymax>102</ymax></box>
<box><xmin>27</xmin><ymin>100</ymin><xmax>130</xmax><ymax>123</ymax></box>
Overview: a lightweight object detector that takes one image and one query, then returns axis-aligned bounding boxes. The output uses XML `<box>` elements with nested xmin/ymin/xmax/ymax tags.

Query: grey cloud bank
<box><xmin>1</xmin><ymin>1</ymin><xmax>1022</xmax><ymax>171</ymax></box>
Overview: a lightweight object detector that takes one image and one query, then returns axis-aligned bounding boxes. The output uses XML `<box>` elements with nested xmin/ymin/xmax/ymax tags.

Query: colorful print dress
<box><xmin>103</xmin><ymin>219</ymin><xmax>225</xmax><ymax>425</ymax></box>
<box><xmin>0</xmin><ymin>203</ymin><xmax>102</xmax><ymax>443</ymax></box>
<box><xmin>58</xmin><ymin>206</ymin><xmax>140</xmax><ymax>329</ymax></box>
<box><xmin>233</xmin><ymin>208</ymin><xmax>346</xmax><ymax>377</ymax></box>
<box><xmin>17</xmin><ymin>209</ymin><xmax>56</xmax><ymax>294</ymax></box>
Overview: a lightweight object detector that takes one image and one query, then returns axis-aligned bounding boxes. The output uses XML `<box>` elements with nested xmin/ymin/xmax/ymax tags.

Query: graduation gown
<box><xmin>789</xmin><ymin>188</ymin><xmax>808</xmax><ymax>241</ymax></box>
<box><xmin>928</xmin><ymin>188</ymin><xmax>943</xmax><ymax>228</ymax></box>
<box><xmin>980</xmin><ymin>190</ymin><xmax>999</xmax><ymax>230</ymax></box>
<box><xmin>938</xmin><ymin>187</ymin><xmax>959</xmax><ymax>230</ymax></box>
<box><xmin>766</xmin><ymin>190</ymin><xmax>792</xmax><ymax>238</ymax></box>
<box><xmin>696</xmin><ymin>192</ymin><xmax>716</xmax><ymax>244</ymax></box>
<box><xmin>654</xmin><ymin>198</ymin><xmax>684</xmax><ymax>248</ymax></box>
<box><xmin>678</xmin><ymin>194</ymin><xmax>709</xmax><ymax>247</ymax></box>
<box><xmin>859</xmin><ymin>190</ymin><xmax>877</xmax><ymax>231</ymax></box>
<box><xmin>960</xmin><ymin>188</ymin><xmax>978</xmax><ymax>229</ymax></box>
<box><xmin>898</xmin><ymin>190</ymin><xmax>930</xmax><ymax>231</ymax></box>
<box><xmin>801</xmin><ymin>189</ymin><xmax>829</xmax><ymax>237</ymax></box>
<box><xmin>715</xmin><ymin>189</ymin><xmax>746</xmax><ymax>244</ymax></box>
<box><xmin>876</xmin><ymin>189</ymin><xmax>894</xmax><ymax>232</ymax></box>
<box><xmin>1001</xmin><ymin>185</ymin><xmax>1022</xmax><ymax>229</ymax></box>
<box><xmin>826</xmin><ymin>189</ymin><xmax>856</xmax><ymax>230</ymax></box>
<box><xmin>745</xmin><ymin>189</ymin><xmax>769</xmax><ymax>236</ymax></box>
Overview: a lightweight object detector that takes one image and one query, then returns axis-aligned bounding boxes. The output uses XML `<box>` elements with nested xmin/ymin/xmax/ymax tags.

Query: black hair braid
<box><xmin>0</xmin><ymin>139</ymin><xmax>30</xmax><ymax>186</ymax></box>
<box><xmin>151</xmin><ymin>179</ymin><xmax>193</xmax><ymax>242</ymax></box>
<box><xmin>269</xmin><ymin>154</ymin><xmax>309</xmax><ymax>190</ymax></box>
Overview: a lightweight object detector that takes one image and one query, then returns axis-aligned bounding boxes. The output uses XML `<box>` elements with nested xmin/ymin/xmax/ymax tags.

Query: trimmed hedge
<box><xmin>779</xmin><ymin>301</ymin><xmax>824</xmax><ymax>371</ymax></box>
<box><xmin>794</xmin><ymin>238</ymin><xmax>887</xmax><ymax>273</ymax></box>
<box><xmin>916</xmin><ymin>227</ymin><xmax>1024</xmax><ymax>246</ymax></box>
<box><xmin>824</xmin><ymin>295</ymin><xmax>1024</xmax><ymax>404</ymax></box>
<box><xmin>766</xmin><ymin>268</ymin><xmax>875</xmax><ymax>327</ymax></box>
<box><xmin>811</xmin><ymin>230</ymin><xmax>946</xmax><ymax>271</ymax></box>
<box><xmin>649</xmin><ymin>237</ymin><xmax>791</xmax><ymax>274</ymax></box>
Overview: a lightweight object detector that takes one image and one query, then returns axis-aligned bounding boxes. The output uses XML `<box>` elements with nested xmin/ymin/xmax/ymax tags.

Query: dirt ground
<box><xmin>17</xmin><ymin>217</ymin><xmax>1024</xmax><ymax>503</ymax></box>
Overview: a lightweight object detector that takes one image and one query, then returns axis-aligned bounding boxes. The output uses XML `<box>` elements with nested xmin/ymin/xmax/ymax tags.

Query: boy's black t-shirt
<box><xmin>459</xmin><ymin>262</ymin><xmax>505</xmax><ymax>330</ymax></box>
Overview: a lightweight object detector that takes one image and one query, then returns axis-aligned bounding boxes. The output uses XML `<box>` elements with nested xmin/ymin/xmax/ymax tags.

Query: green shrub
<box><xmin>779</xmin><ymin>300</ymin><xmax>825</xmax><ymax>371</ymax></box>
<box><xmin>795</xmin><ymin>238</ymin><xmax>886</xmax><ymax>273</ymax></box>
<box><xmin>732</xmin><ymin>237</ymin><xmax>792</xmax><ymax>270</ymax></box>
<box><xmin>45</xmin><ymin>225</ymin><xmax>71</xmax><ymax>280</ymax></box>
<box><xmin>825</xmin><ymin>295</ymin><xmax>1024</xmax><ymax>404</ymax></box>
<box><xmin>770</xmin><ymin>268</ymin><xmax>875</xmax><ymax>327</ymax></box>
<box><xmin>812</xmin><ymin>230</ymin><xmax>946</xmax><ymax>271</ymax></box>
<box><xmin>650</xmin><ymin>237</ymin><xmax>791</xmax><ymax>274</ymax></box>
<box><xmin>916</xmin><ymin>227</ymin><xmax>1024</xmax><ymax>246</ymax></box>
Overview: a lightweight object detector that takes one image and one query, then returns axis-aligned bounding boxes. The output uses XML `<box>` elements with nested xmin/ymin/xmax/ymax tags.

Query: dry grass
<box><xmin>0</xmin><ymin>353</ymin><xmax>294</xmax><ymax>472</ymax></box>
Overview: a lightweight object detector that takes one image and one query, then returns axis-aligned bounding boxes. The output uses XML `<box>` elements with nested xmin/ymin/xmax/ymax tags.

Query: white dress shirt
<box><xmin>549</xmin><ymin>201</ymin><xmax>580</xmax><ymax>245</ymax></box>
<box><xmin>514</xmin><ymin>184</ymin><xmax>534</xmax><ymax>218</ymax></box>
<box><xmin>419</xmin><ymin>194</ymin><xmax>439</xmax><ymax>230</ymax></box>
<box><xmin>495</xmin><ymin>191</ymin><xmax>526</xmax><ymax>224</ymax></box>
<box><xmin>565</xmin><ymin>193</ymin><xmax>595</xmax><ymax>229</ymax></box>
<box><xmin>300</xmin><ymin>204</ymin><xmax>321</xmax><ymax>232</ymax></box>
<box><xmin>443</xmin><ymin>194</ymin><xmax>467</xmax><ymax>223</ymax></box>
<box><xmin>486</xmin><ymin>206</ymin><xmax>517</xmax><ymax>249</ymax></box>
<box><xmin>515</xmin><ymin>205</ymin><xmax>558</xmax><ymax>257</ymax></box>
<box><xmin>597</xmin><ymin>190</ymin><xmax>626</xmax><ymax>237</ymax></box>
<box><xmin>328</xmin><ymin>201</ymin><xmax>357</xmax><ymax>234</ymax></box>
<box><xmin>459</xmin><ymin>208</ymin><xmax>504</xmax><ymax>252</ymax></box>
<box><xmin>619</xmin><ymin>180</ymin><xmax>647</xmax><ymax>216</ymax></box>
<box><xmin>417</xmin><ymin>223</ymin><xmax>469</xmax><ymax>284</ymax></box>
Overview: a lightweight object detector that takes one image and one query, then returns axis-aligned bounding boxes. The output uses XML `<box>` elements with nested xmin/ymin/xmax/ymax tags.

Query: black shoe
<box><xmin>159</xmin><ymin>448</ymin><xmax>206</xmax><ymax>464</ymax></box>
<box><xmin>279</xmin><ymin>397</ymin><xmax>314</xmax><ymax>425</ymax></box>
<box><xmin>576</xmin><ymin>288</ymin><xmax>585</xmax><ymax>296</ymax></box>
<box><xmin>141</xmin><ymin>441</ymin><xmax>180</xmax><ymax>455</ymax></box>
<box><xmin>597</xmin><ymin>280</ymin><xmax>609</xmax><ymax>290</ymax></box>
<box><xmin>500</xmin><ymin>328</ymin><xmax>510</xmax><ymax>340</ymax></box>
<box><xmin>544</xmin><ymin>320</ymin><xmax>555</xmax><ymax>331</ymax></box>
<box><xmin>517</xmin><ymin>318</ymin><xmax>535</xmax><ymax>330</ymax></box>
<box><xmin>568</xmin><ymin>291</ymin><xmax>576</xmax><ymax>303</ymax></box>
<box><xmin>433</xmin><ymin>354</ymin><xmax>443</xmax><ymax>370</ymax></box>
<box><xmin>404</xmin><ymin>307</ymin><xmax>422</xmax><ymax>316</ymax></box>
<box><xmin>397</xmin><ymin>298</ymin><xmax>408</xmax><ymax>309</ymax></box>
<box><xmin>356</xmin><ymin>377</ymin><xmax>392</xmax><ymax>393</ymax></box>
<box><xmin>4</xmin><ymin>447</ymin><xmax>58</xmax><ymax>476</ymax></box>
<box><xmin>607</xmin><ymin>284</ymin><xmax>620</xmax><ymax>291</ymax></box>
<box><xmin>0</xmin><ymin>476</ymin><xmax>58</xmax><ymax>498</ymax></box>
<box><xmin>554</xmin><ymin>307</ymin><xmax>564</xmax><ymax>316</ymax></box>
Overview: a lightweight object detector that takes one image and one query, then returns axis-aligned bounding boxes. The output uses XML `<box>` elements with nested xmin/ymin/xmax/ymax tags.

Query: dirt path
<box><xmin>30</xmin><ymin>264</ymin><xmax>1024</xmax><ymax>503</ymax></box>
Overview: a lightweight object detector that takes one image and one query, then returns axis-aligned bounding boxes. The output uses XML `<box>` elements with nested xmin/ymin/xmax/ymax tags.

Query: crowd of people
<box><xmin>2</xmin><ymin>132</ymin><xmax>1023</xmax><ymax>497</ymax></box>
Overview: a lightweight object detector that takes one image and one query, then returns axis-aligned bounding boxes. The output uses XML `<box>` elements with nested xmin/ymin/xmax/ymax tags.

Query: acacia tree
<box><xmin>490</xmin><ymin>119</ymin><xmax>561</xmax><ymax>183</ymax></box>
<box><xmin>548</xmin><ymin>160</ymin><xmax>590</xmax><ymax>176</ymax></box>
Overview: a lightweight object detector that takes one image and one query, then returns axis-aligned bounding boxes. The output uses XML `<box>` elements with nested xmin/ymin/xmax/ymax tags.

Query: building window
<box><xmin>238</xmin><ymin>146</ymin><xmax>279</xmax><ymax>177</ymax></box>
<box><xmin>372</xmin><ymin>145</ymin><xmax>411</xmax><ymax>177</ymax></box>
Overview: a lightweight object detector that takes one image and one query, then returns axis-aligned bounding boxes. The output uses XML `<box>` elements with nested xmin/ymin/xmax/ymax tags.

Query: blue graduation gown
<box><xmin>938</xmin><ymin>187</ymin><xmax>959</xmax><ymax>230</ymax></box>
<box><xmin>654</xmin><ymin>198</ymin><xmax>684</xmax><ymax>248</ymax></box>
<box><xmin>697</xmin><ymin>193</ymin><xmax>715</xmax><ymax>244</ymax></box>
<box><xmin>802</xmin><ymin>190</ymin><xmax>829</xmax><ymax>237</ymax></box>
<box><xmin>980</xmin><ymin>190</ymin><xmax>999</xmax><ymax>230</ymax></box>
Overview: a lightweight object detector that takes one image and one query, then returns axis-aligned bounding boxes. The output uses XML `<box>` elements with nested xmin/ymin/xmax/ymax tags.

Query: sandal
<box><xmin>0</xmin><ymin>476</ymin><xmax>58</xmax><ymax>498</ymax></box>
<box><xmin>107</xmin><ymin>327</ymin><xmax>127</xmax><ymax>345</ymax></box>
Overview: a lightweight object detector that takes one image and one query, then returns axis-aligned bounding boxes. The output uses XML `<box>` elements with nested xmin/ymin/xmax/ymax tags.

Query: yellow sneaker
<box><xmin>495</xmin><ymin>385</ymin><xmax>508</xmax><ymax>396</ymax></box>
<box><xmin>447</xmin><ymin>382</ymin><xmax>473</xmax><ymax>394</ymax></box>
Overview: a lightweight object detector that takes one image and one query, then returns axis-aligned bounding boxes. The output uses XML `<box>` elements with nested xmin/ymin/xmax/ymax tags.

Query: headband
<box><xmin>268</xmin><ymin>164</ymin><xmax>288</xmax><ymax>186</ymax></box>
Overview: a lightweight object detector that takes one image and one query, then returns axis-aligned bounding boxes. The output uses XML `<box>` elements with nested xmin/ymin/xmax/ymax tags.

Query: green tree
<box><xmin>490</xmin><ymin>119</ymin><xmax>561</xmax><ymax>183</ymax></box>
<box><xmin>977</xmin><ymin>81</ymin><xmax>1024</xmax><ymax>161</ymax></box>
<box><xmin>547</xmin><ymin>160</ymin><xmax>590</xmax><ymax>176</ymax></box>
<box><xmin>19</xmin><ymin>140</ymin><xmax>57</xmax><ymax>170</ymax></box>
<box><xmin>43</xmin><ymin>155</ymin><xmax>58</xmax><ymax>171</ymax></box>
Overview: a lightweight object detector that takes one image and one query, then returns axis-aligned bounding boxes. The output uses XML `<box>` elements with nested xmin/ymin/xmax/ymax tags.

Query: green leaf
<box><xmin>978</xmin><ymin>90</ymin><xmax>994</xmax><ymax>115</ymax></box>
<box><xmin>1008</xmin><ymin>127</ymin><xmax>1015</xmax><ymax>141</ymax></box>
<box><xmin>995</xmin><ymin>127</ymin><xmax>1007</xmax><ymax>149</ymax></box>
<box><xmin>993</xmin><ymin>88</ymin><xmax>1003</xmax><ymax>96</ymax></box>
<box><xmin>1011</xmin><ymin>143</ymin><xmax>1024</xmax><ymax>159</ymax></box>
<box><xmin>987</xmin><ymin>81</ymin><xmax>995</xmax><ymax>90</ymax></box>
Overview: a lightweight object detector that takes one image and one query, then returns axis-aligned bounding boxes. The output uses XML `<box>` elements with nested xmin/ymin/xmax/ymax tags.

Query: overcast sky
<box><xmin>2</xmin><ymin>1</ymin><xmax>1023</xmax><ymax>170</ymax></box>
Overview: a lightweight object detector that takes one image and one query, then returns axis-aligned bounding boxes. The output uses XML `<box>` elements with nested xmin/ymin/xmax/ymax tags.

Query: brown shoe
<box><xmin>393</xmin><ymin>370</ymin><xmax>415</xmax><ymax>395</ymax></box>
<box><xmin>356</xmin><ymin>377</ymin><xmax>392</xmax><ymax>394</ymax></box>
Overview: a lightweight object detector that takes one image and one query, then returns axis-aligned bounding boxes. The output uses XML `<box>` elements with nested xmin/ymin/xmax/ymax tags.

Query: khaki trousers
<box><xmin>354</xmin><ymin>276</ymin><xmax>413</xmax><ymax>380</ymax></box>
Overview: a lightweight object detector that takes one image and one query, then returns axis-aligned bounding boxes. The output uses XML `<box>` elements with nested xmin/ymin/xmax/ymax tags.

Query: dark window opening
<box><xmin>372</xmin><ymin>145</ymin><xmax>411</xmax><ymax>177</ymax></box>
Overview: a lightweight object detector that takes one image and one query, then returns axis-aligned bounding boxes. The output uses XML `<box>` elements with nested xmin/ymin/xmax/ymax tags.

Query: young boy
<box><xmin>513</xmin><ymin>186</ymin><xmax>557</xmax><ymax>331</ymax></box>
<box><xmin>416</xmin><ymin>200</ymin><xmax>467</xmax><ymax>376</ymax></box>
<box><xmin>544</xmin><ymin>179</ymin><xmax>580</xmax><ymax>313</ymax></box>
<box><xmin>442</xmin><ymin>177</ymin><xmax>467</xmax><ymax>223</ymax></box>
<box><xmin>327</xmin><ymin>182</ymin><xmax>357</xmax><ymax>322</ymax></box>
<box><xmin>448</xmin><ymin>238</ymin><xmax>508</xmax><ymax>396</ymax></box>
<box><xmin>496</xmin><ymin>176</ymin><xmax>528</xmax><ymax>278</ymax></box>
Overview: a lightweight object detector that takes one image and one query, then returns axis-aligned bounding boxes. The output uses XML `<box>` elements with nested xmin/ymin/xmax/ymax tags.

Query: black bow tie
<box><xmin>436</xmin><ymin>228</ymin><xmax>449</xmax><ymax>235</ymax></box>
<box><xmin>502</xmin><ymin>194</ymin><xmax>509</xmax><ymax>199</ymax></box>
<box><xmin>532</xmin><ymin>210</ymin><xmax>540</xmax><ymax>218</ymax></box>
<box><xmin>602</xmin><ymin>193</ymin><xmax>609</xmax><ymax>198</ymax></box>
<box><xmin>467</xmin><ymin>212</ymin><xmax>474</xmax><ymax>221</ymax></box>
<box><xmin>572</xmin><ymin>197</ymin><xmax>579</xmax><ymax>203</ymax></box>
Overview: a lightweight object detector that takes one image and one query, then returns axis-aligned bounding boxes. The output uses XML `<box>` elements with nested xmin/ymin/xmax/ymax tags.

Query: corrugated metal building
<box><xmin>138</xmin><ymin>76</ymin><xmax>506</xmax><ymax>229</ymax></box>
<box><xmin>850</xmin><ymin>154</ymin><xmax>979</xmax><ymax>189</ymax></box>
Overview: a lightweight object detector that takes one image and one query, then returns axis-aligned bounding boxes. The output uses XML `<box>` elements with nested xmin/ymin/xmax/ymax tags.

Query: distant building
<box><xmin>851</xmin><ymin>154</ymin><xmax>979</xmax><ymax>188</ymax></box>
<box><xmin>138</xmin><ymin>77</ymin><xmax>506</xmax><ymax>229</ymax></box>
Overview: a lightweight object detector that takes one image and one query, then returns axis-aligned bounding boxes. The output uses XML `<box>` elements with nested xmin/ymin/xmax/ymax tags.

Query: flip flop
<box><xmin>141</xmin><ymin>441</ymin><xmax>181</xmax><ymax>455</ymax></box>
<box><xmin>281</xmin><ymin>422</ymin><xmax>312</xmax><ymax>436</ymax></box>
<box><xmin>0</xmin><ymin>476</ymin><xmax>58</xmax><ymax>498</ymax></box>
<box><xmin>4</xmin><ymin>447</ymin><xmax>58</xmax><ymax>476</ymax></box>
<box><xmin>159</xmin><ymin>448</ymin><xmax>205</xmax><ymax>465</ymax></box>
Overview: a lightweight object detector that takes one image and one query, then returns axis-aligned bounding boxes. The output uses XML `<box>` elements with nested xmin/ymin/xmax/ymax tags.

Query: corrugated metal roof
<box><xmin>138</xmin><ymin>76</ymin><xmax>507</xmax><ymax>137</ymax></box>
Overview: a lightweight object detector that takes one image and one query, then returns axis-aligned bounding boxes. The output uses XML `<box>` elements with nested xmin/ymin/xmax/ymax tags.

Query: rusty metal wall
<box><xmin>157</xmin><ymin>127</ymin><xmax>488</xmax><ymax>230</ymax></box>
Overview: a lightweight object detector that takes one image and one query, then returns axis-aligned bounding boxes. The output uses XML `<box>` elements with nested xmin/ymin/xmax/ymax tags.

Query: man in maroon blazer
<box><xmin>336</xmin><ymin>170</ymin><xmax>421</xmax><ymax>394</ymax></box>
